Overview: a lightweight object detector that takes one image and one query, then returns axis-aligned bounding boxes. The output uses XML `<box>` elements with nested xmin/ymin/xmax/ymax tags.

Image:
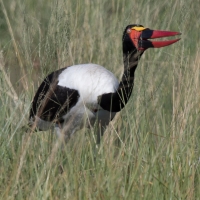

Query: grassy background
<box><xmin>1</xmin><ymin>0</ymin><xmax>200</xmax><ymax>199</ymax></box>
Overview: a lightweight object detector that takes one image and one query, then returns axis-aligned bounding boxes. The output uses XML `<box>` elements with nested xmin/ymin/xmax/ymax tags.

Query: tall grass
<box><xmin>0</xmin><ymin>0</ymin><xmax>200</xmax><ymax>199</ymax></box>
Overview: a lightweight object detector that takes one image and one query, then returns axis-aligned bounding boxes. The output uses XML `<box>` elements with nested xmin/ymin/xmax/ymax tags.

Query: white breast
<box><xmin>58</xmin><ymin>64</ymin><xmax>119</xmax><ymax>104</ymax></box>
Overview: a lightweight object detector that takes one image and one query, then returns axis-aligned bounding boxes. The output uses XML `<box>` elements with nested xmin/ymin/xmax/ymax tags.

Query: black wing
<box><xmin>29</xmin><ymin>67</ymin><xmax>80</xmax><ymax>123</ymax></box>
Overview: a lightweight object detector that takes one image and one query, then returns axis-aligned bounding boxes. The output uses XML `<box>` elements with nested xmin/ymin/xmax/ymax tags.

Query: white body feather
<box><xmin>58</xmin><ymin>63</ymin><xmax>119</xmax><ymax>104</ymax></box>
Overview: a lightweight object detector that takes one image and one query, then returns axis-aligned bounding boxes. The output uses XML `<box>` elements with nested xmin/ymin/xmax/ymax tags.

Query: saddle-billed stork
<box><xmin>29</xmin><ymin>24</ymin><xmax>181</xmax><ymax>141</ymax></box>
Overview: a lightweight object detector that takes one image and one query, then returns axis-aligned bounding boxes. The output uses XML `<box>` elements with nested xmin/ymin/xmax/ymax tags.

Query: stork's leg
<box><xmin>95</xmin><ymin>110</ymin><xmax>116</xmax><ymax>143</ymax></box>
<box><xmin>54</xmin><ymin>125</ymin><xmax>62</xmax><ymax>138</ymax></box>
<box><xmin>96</xmin><ymin>124</ymin><xmax>105</xmax><ymax>144</ymax></box>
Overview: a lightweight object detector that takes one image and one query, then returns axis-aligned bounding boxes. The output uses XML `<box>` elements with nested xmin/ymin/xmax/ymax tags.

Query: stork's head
<box><xmin>123</xmin><ymin>24</ymin><xmax>181</xmax><ymax>53</ymax></box>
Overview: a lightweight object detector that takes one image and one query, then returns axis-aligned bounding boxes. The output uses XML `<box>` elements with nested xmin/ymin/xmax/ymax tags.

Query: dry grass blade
<box><xmin>0</xmin><ymin>50</ymin><xmax>18</xmax><ymax>102</ymax></box>
<box><xmin>0</xmin><ymin>0</ymin><xmax>28</xmax><ymax>91</ymax></box>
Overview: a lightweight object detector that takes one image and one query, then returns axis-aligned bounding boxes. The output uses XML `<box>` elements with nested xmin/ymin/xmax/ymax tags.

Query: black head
<box><xmin>122</xmin><ymin>24</ymin><xmax>144</xmax><ymax>54</ymax></box>
<box><xmin>122</xmin><ymin>24</ymin><xmax>144</xmax><ymax>41</ymax></box>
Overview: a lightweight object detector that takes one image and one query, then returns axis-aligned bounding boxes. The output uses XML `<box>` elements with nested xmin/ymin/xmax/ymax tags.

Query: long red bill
<box><xmin>139</xmin><ymin>29</ymin><xmax>181</xmax><ymax>49</ymax></box>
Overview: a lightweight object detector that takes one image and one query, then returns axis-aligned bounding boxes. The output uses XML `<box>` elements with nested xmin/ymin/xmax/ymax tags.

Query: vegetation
<box><xmin>0</xmin><ymin>0</ymin><xmax>200</xmax><ymax>199</ymax></box>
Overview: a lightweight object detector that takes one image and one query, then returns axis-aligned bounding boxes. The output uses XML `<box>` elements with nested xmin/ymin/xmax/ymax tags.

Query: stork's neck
<box><xmin>120</xmin><ymin>49</ymin><xmax>143</xmax><ymax>95</ymax></box>
<box><xmin>98</xmin><ymin>47</ymin><xmax>143</xmax><ymax>112</ymax></box>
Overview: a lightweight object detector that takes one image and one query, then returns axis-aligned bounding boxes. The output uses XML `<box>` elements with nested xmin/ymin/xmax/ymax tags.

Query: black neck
<box><xmin>98</xmin><ymin>46</ymin><xmax>143</xmax><ymax>112</ymax></box>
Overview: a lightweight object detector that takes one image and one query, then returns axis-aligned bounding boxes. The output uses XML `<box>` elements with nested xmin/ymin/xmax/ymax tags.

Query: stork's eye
<box><xmin>127</xmin><ymin>28</ymin><xmax>131</xmax><ymax>34</ymax></box>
